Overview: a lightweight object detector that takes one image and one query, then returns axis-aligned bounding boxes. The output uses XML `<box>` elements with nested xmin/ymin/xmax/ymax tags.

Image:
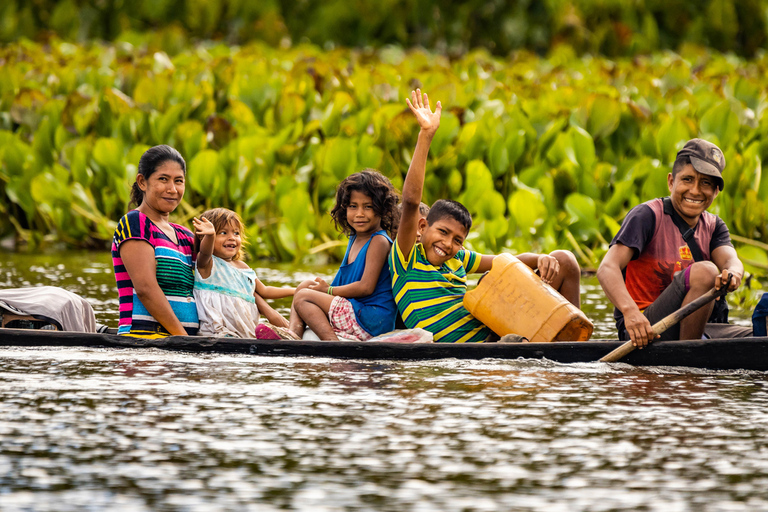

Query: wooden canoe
<box><xmin>0</xmin><ymin>327</ymin><xmax>766</xmax><ymax>370</ymax></box>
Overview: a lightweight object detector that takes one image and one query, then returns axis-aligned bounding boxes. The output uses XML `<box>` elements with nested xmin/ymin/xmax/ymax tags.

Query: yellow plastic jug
<box><xmin>463</xmin><ymin>253</ymin><xmax>593</xmax><ymax>342</ymax></box>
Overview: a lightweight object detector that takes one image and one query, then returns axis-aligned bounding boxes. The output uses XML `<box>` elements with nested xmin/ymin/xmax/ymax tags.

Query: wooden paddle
<box><xmin>600</xmin><ymin>275</ymin><xmax>732</xmax><ymax>363</ymax></box>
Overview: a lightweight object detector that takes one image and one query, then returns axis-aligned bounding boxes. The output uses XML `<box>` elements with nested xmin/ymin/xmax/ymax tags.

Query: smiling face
<box><xmin>419</xmin><ymin>216</ymin><xmax>469</xmax><ymax>266</ymax></box>
<box><xmin>212</xmin><ymin>221</ymin><xmax>243</xmax><ymax>262</ymax></box>
<box><xmin>346</xmin><ymin>189</ymin><xmax>381</xmax><ymax>236</ymax></box>
<box><xmin>137</xmin><ymin>161</ymin><xmax>186</xmax><ymax>217</ymax></box>
<box><xmin>668</xmin><ymin>164</ymin><xmax>719</xmax><ymax>227</ymax></box>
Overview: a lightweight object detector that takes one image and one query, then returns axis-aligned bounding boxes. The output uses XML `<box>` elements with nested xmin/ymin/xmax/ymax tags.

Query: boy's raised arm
<box><xmin>397</xmin><ymin>89</ymin><xmax>442</xmax><ymax>257</ymax></box>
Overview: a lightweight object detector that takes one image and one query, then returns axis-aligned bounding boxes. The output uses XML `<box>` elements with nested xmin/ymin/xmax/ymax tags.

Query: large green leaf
<box><xmin>656</xmin><ymin>116</ymin><xmax>690</xmax><ymax>165</ymax></box>
<box><xmin>460</xmin><ymin>159</ymin><xmax>494</xmax><ymax>210</ymax></box>
<box><xmin>570</xmin><ymin>126</ymin><xmax>596</xmax><ymax>172</ymax></box>
<box><xmin>324</xmin><ymin>137</ymin><xmax>357</xmax><ymax>180</ymax></box>
<box><xmin>92</xmin><ymin>138</ymin><xmax>124</xmax><ymax>177</ymax></box>
<box><xmin>699</xmin><ymin>101</ymin><xmax>740</xmax><ymax>149</ymax></box>
<box><xmin>187</xmin><ymin>149</ymin><xmax>224</xmax><ymax>199</ymax></box>
<box><xmin>587</xmin><ymin>96</ymin><xmax>621</xmax><ymax>139</ymax></box>
<box><xmin>508</xmin><ymin>188</ymin><xmax>546</xmax><ymax>234</ymax></box>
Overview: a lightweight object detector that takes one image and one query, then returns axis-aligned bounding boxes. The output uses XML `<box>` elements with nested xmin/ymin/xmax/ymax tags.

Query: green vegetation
<box><xmin>1</xmin><ymin>39</ymin><xmax>768</xmax><ymax>276</ymax></box>
<box><xmin>2</xmin><ymin>0</ymin><xmax>766</xmax><ymax>58</ymax></box>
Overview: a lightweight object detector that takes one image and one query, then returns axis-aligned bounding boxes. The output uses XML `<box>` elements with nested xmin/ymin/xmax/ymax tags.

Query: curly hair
<box><xmin>194</xmin><ymin>208</ymin><xmax>248</xmax><ymax>261</ymax></box>
<box><xmin>329</xmin><ymin>170</ymin><xmax>399</xmax><ymax>236</ymax></box>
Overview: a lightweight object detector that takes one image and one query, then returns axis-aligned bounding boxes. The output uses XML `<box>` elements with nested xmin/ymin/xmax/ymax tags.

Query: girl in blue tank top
<box><xmin>288</xmin><ymin>171</ymin><xmax>399</xmax><ymax>341</ymax></box>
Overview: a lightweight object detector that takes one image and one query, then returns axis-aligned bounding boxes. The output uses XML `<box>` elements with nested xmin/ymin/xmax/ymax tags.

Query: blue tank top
<box><xmin>331</xmin><ymin>230</ymin><xmax>397</xmax><ymax>336</ymax></box>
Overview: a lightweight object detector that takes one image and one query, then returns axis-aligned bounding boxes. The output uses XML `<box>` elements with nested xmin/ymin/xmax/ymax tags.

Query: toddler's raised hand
<box><xmin>192</xmin><ymin>216</ymin><xmax>215</xmax><ymax>237</ymax></box>
<box><xmin>406</xmin><ymin>89</ymin><xmax>441</xmax><ymax>136</ymax></box>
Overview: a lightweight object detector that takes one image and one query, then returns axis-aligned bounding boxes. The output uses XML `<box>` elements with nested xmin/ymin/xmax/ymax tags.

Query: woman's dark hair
<box><xmin>330</xmin><ymin>170</ymin><xmax>399</xmax><ymax>236</ymax></box>
<box><xmin>130</xmin><ymin>145</ymin><xmax>187</xmax><ymax>206</ymax></box>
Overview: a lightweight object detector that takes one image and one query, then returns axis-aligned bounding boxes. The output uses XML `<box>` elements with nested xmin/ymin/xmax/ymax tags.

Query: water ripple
<box><xmin>0</xmin><ymin>348</ymin><xmax>767</xmax><ymax>511</ymax></box>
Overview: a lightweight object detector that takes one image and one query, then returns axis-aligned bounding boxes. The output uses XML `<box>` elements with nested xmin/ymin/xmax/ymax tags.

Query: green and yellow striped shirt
<box><xmin>389</xmin><ymin>241</ymin><xmax>490</xmax><ymax>343</ymax></box>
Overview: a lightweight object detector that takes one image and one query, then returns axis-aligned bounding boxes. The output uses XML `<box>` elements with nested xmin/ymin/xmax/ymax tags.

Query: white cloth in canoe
<box><xmin>0</xmin><ymin>286</ymin><xmax>97</xmax><ymax>332</ymax></box>
<box><xmin>302</xmin><ymin>327</ymin><xmax>433</xmax><ymax>343</ymax></box>
<box><xmin>193</xmin><ymin>255</ymin><xmax>261</xmax><ymax>338</ymax></box>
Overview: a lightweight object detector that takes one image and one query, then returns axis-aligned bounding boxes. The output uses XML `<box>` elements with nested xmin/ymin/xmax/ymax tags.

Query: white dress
<box><xmin>193</xmin><ymin>255</ymin><xmax>260</xmax><ymax>338</ymax></box>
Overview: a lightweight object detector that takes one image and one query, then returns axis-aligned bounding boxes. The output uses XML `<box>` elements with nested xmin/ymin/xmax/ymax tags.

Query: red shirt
<box><xmin>610</xmin><ymin>198</ymin><xmax>731</xmax><ymax>316</ymax></box>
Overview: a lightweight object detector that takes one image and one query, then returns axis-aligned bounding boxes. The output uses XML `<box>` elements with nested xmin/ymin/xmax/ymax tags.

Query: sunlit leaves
<box><xmin>656</xmin><ymin>116</ymin><xmax>690</xmax><ymax>164</ymax></box>
<box><xmin>587</xmin><ymin>96</ymin><xmax>621</xmax><ymax>139</ymax></box>
<box><xmin>508</xmin><ymin>188</ymin><xmax>547</xmax><ymax>235</ymax></box>
<box><xmin>323</xmin><ymin>137</ymin><xmax>357</xmax><ymax>180</ymax></box>
<box><xmin>738</xmin><ymin>245</ymin><xmax>768</xmax><ymax>276</ymax></box>
<box><xmin>699</xmin><ymin>101</ymin><xmax>740</xmax><ymax>148</ymax></box>
<box><xmin>2</xmin><ymin>39</ymin><xmax>768</xmax><ymax>266</ymax></box>
<box><xmin>92</xmin><ymin>138</ymin><xmax>124</xmax><ymax>177</ymax></box>
<box><xmin>564</xmin><ymin>193</ymin><xmax>598</xmax><ymax>242</ymax></box>
<box><xmin>188</xmin><ymin>149</ymin><xmax>224</xmax><ymax>200</ymax></box>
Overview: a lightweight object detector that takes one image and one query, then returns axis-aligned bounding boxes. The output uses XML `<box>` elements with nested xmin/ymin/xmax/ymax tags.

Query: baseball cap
<box><xmin>676</xmin><ymin>138</ymin><xmax>725</xmax><ymax>190</ymax></box>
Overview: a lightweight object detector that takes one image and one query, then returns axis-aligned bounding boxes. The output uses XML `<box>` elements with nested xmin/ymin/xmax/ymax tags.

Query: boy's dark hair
<box><xmin>130</xmin><ymin>145</ymin><xmax>186</xmax><ymax>206</ymax></box>
<box><xmin>426</xmin><ymin>199</ymin><xmax>472</xmax><ymax>232</ymax></box>
<box><xmin>330</xmin><ymin>170</ymin><xmax>399</xmax><ymax>236</ymax></box>
<box><xmin>194</xmin><ymin>208</ymin><xmax>247</xmax><ymax>261</ymax></box>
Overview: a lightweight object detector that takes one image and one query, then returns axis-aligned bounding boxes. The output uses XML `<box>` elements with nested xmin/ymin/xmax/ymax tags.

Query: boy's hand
<box><xmin>192</xmin><ymin>216</ymin><xmax>215</xmax><ymax>237</ymax></box>
<box><xmin>406</xmin><ymin>89</ymin><xmax>441</xmax><ymax>136</ymax></box>
<box><xmin>537</xmin><ymin>254</ymin><xmax>560</xmax><ymax>285</ymax></box>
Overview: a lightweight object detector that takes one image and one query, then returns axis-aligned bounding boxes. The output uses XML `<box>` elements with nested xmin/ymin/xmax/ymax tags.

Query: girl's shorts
<box><xmin>328</xmin><ymin>296</ymin><xmax>372</xmax><ymax>341</ymax></box>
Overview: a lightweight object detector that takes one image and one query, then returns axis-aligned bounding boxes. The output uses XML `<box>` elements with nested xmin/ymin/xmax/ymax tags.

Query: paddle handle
<box><xmin>599</xmin><ymin>286</ymin><xmax>724</xmax><ymax>363</ymax></box>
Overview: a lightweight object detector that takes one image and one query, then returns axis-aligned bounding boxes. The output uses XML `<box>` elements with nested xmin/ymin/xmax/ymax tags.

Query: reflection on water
<box><xmin>1</xmin><ymin>349</ymin><xmax>767</xmax><ymax>511</ymax></box>
<box><xmin>1</xmin><ymin>252</ymin><xmax>767</xmax><ymax>511</ymax></box>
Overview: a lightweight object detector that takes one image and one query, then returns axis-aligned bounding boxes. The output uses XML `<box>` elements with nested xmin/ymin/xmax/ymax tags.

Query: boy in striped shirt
<box><xmin>391</xmin><ymin>90</ymin><xmax>582</xmax><ymax>343</ymax></box>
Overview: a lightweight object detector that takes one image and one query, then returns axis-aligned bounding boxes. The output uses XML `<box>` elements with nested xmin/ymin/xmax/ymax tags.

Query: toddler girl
<box><xmin>285</xmin><ymin>170</ymin><xmax>399</xmax><ymax>341</ymax></box>
<box><xmin>192</xmin><ymin>208</ymin><xmax>295</xmax><ymax>338</ymax></box>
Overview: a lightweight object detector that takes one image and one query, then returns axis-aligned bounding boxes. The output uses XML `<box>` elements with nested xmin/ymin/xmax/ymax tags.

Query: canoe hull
<box><xmin>0</xmin><ymin>328</ymin><xmax>766</xmax><ymax>371</ymax></box>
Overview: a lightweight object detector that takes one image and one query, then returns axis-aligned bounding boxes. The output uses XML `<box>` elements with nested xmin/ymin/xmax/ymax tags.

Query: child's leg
<box><xmin>547</xmin><ymin>250</ymin><xmax>581</xmax><ymax>308</ymax></box>
<box><xmin>288</xmin><ymin>279</ymin><xmax>317</xmax><ymax>337</ymax></box>
<box><xmin>292</xmin><ymin>288</ymin><xmax>337</xmax><ymax>340</ymax></box>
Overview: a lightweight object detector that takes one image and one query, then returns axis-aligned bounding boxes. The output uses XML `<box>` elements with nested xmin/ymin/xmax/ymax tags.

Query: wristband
<box><xmin>327</xmin><ymin>286</ymin><xmax>333</xmax><ymax>295</ymax></box>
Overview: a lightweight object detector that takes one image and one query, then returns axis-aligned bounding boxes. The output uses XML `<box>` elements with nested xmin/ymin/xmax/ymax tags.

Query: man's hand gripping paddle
<box><xmin>600</xmin><ymin>274</ymin><xmax>732</xmax><ymax>363</ymax></box>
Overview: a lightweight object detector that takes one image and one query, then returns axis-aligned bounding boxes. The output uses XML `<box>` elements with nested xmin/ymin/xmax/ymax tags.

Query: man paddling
<box><xmin>597</xmin><ymin>138</ymin><xmax>752</xmax><ymax>347</ymax></box>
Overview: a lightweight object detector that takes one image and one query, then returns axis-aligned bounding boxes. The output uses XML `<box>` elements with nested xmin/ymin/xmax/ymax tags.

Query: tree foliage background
<box><xmin>2</xmin><ymin>0</ymin><xmax>768</xmax><ymax>282</ymax></box>
<box><xmin>3</xmin><ymin>0</ymin><xmax>767</xmax><ymax>57</ymax></box>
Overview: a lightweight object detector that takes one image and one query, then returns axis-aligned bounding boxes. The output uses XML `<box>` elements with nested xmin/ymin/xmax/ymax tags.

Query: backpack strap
<box><xmin>662</xmin><ymin>197</ymin><xmax>704</xmax><ymax>262</ymax></box>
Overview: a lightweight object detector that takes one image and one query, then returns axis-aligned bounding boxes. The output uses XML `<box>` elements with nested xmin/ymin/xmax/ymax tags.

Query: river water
<box><xmin>1</xmin><ymin>252</ymin><xmax>767</xmax><ymax>511</ymax></box>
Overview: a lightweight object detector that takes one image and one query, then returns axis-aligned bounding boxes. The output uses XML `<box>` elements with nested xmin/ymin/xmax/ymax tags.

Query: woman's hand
<box><xmin>406</xmin><ymin>89</ymin><xmax>441</xmax><ymax>137</ymax></box>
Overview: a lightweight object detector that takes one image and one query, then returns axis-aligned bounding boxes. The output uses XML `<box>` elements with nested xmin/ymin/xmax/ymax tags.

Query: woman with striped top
<box><xmin>111</xmin><ymin>145</ymin><xmax>199</xmax><ymax>337</ymax></box>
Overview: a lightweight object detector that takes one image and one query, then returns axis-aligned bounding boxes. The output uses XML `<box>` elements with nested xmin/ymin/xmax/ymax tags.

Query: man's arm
<box><xmin>711</xmin><ymin>245</ymin><xmax>744</xmax><ymax>291</ymax></box>
<box><xmin>397</xmin><ymin>89</ymin><xmax>442</xmax><ymax>258</ymax></box>
<box><xmin>597</xmin><ymin>243</ymin><xmax>657</xmax><ymax>347</ymax></box>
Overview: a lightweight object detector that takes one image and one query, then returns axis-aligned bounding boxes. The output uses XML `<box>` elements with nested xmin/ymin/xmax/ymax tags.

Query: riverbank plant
<box><xmin>1</xmin><ymin>39</ymin><xmax>768</xmax><ymax>275</ymax></box>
